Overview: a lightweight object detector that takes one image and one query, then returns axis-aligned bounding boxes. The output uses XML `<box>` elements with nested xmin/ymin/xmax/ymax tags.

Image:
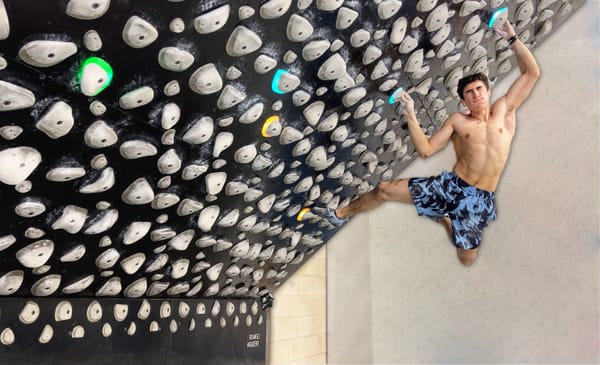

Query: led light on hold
<box><xmin>388</xmin><ymin>87</ymin><xmax>404</xmax><ymax>104</ymax></box>
<box><xmin>261</xmin><ymin>115</ymin><xmax>281</xmax><ymax>137</ymax></box>
<box><xmin>488</xmin><ymin>7</ymin><xmax>508</xmax><ymax>29</ymax></box>
<box><xmin>78</xmin><ymin>57</ymin><xmax>113</xmax><ymax>96</ymax></box>
<box><xmin>270</xmin><ymin>69</ymin><xmax>300</xmax><ymax>95</ymax></box>
<box><xmin>296</xmin><ymin>207</ymin><xmax>311</xmax><ymax>221</ymax></box>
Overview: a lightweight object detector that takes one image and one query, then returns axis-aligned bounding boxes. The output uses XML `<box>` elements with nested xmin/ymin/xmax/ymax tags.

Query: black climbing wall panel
<box><xmin>0</xmin><ymin>298</ymin><xmax>265</xmax><ymax>365</ymax></box>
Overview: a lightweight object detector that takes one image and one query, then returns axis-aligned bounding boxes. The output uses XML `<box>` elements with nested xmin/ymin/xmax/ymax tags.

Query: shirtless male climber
<box><xmin>311</xmin><ymin>19</ymin><xmax>540</xmax><ymax>266</ymax></box>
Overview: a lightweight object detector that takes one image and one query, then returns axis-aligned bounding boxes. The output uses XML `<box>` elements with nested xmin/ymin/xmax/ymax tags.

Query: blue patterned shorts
<box><xmin>408</xmin><ymin>171</ymin><xmax>497</xmax><ymax>250</ymax></box>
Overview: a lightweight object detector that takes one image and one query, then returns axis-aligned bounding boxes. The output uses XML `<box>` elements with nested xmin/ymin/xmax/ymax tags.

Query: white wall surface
<box><xmin>268</xmin><ymin>248</ymin><xmax>327</xmax><ymax>365</ymax></box>
<box><xmin>327</xmin><ymin>1</ymin><xmax>599</xmax><ymax>364</ymax></box>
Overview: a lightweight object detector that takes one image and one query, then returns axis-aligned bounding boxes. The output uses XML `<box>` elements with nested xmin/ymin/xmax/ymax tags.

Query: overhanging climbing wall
<box><xmin>0</xmin><ymin>0</ymin><xmax>584</xmax><ymax>363</ymax></box>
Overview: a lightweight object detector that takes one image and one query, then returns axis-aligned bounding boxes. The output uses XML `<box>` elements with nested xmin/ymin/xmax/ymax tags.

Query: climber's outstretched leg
<box><xmin>336</xmin><ymin>179</ymin><xmax>413</xmax><ymax>219</ymax></box>
<box><xmin>307</xmin><ymin>179</ymin><xmax>413</xmax><ymax>228</ymax></box>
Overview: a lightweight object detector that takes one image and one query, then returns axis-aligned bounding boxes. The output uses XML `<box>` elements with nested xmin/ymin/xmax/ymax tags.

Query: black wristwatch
<box><xmin>507</xmin><ymin>35</ymin><xmax>518</xmax><ymax>46</ymax></box>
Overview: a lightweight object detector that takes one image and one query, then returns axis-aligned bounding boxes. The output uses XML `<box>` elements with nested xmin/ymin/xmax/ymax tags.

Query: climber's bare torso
<box><xmin>448</xmin><ymin>91</ymin><xmax>516</xmax><ymax>192</ymax></box>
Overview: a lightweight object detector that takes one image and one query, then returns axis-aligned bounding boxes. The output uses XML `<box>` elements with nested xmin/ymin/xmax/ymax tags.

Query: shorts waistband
<box><xmin>445</xmin><ymin>171</ymin><xmax>495</xmax><ymax>196</ymax></box>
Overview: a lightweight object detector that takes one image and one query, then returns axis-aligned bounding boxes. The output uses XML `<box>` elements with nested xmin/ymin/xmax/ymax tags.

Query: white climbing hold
<box><xmin>198</xmin><ymin>205</ymin><xmax>220</xmax><ymax>232</ymax></box>
<box><xmin>316</xmin><ymin>0</ymin><xmax>344</xmax><ymax>11</ymax></box>
<box><xmin>18</xmin><ymin>40</ymin><xmax>77</xmax><ymax>68</ymax></box>
<box><xmin>54</xmin><ymin>301</ymin><xmax>73</xmax><ymax>322</ymax></box>
<box><xmin>38</xmin><ymin>325</ymin><xmax>54</xmax><ymax>344</ymax></box>
<box><xmin>79</xmin><ymin>167</ymin><xmax>115</xmax><ymax>193</ymax></box>
<box><xmin>0</xmin><ymin>146</ymin><xmax>41</xmax><ymax>185</ymax></box>
<box><xmin>425</xmin><ymin>3</ymin><xmax>449</xmax><ymax>32</ymax></box>
<box><xmin>306</xmin><ymin>146</ymin><xmax>334</xmax><ymax>171</ymax></box>
<box><xmin>0</xmin><ymin>81</ymin><xmax>35</xmax><ymax>111</ymax></box>
<box><xmin>279</xmin><ymin>127</ymin><xmax>304</xmax><ymax>145</ymax></box>
<box><xmin>157</xmin><ymin>148</ymin><xmax>182</xmax><ymax>174</ymax></box>
<box><xmin>303</xmin><ymin>101</ymin><xmax>325</xmax><ymax>126</ymax></box>
<box><xmin>462</xmin><ymin>15</ymin><xmax>481</xmax><ymax>35</ymax></box>
<box><xmin>431</xmin><ymin>23</ymin><xmax>451</xmax><ymax>46</ymax></box>
<box><xmin>342</xmin><ymin>87</ymin><xmax>367</xmax><ymax>107</ymax></box>
<box><xmin>120</xmin><ymin>253</ymin><xmax>146</xmax><ymax>275</ymax></box>
<box><xmin>465</xmin><ymin>29</ymin><xmax>484</xmax><ymax>51</ymax></box>
<box><xmin>213</xmin><ymin>132</ymin><xmax>234</xmax><ymax>157</ymax></box>
<box><xmin>194</xmin><ymin>4</ymin><xmax>230</xmax><ymax>34</ymax></box>
<box><xmin>84</xmin><ymin>208</ymin><xmax>118</xmax><ymax>234</ymax></box>
<box><xmin>124</xmin><ymin>279</ymin><xmax>147</xmax><ymax>298</ymax></box>
<box><xmin>0</xmin><ymin>125</ymin><xmax>23</xmax><ymax>140</ymax></box>
<box><xmin>183</xmin><ymin>116</ymin><xmax>214</xmax><ymax>144</ymax></box>
<box><xmin>66</xmin><ymin>0</ymin><xmax>110</xmax><ymax>20</ymax></box>
<box><xmin>84</xmin><ymin>120</ymin><xmax>118</xmax><ymax>148</ymax></box>
<box><xmin>226</xmin><ymin>66</ymin><xmax>242</xmax><ymax>80</ymax></box>
<box><xmin>302</xmin><ymin>40</ymin><xmax>330</xmax><ymax>61</ymax></box>
<box><xmin>60</xmin><ymin>244</ymin><xmax>86</xmax><ymax>263</ymax></box>
<box><xmin>171</xmin><ymin>259</ymin><xmax>190</xmax><ymax>279</ymax></box>
<box><xmin>36</xmin><ymin>101</ymin><xmax>75</xmax><ymax>139</ymax></box>
<box><xmin>62</xmin><ymin>274</ymin><xmax>94</xmax><ymax>294</ymax></box>
<box><xmin>254</xmin><ymin>55</ymin><xmax>277</xmax><ymax>74</ymax></box>
<box><xmin>317</xmin><ymin>53</ymin><xmax>346</xmax><ymax>80</ymax></box>
<box><xmin>416</xmin><ymin>0</ymin><xmax>438</xmax><ymax>12</ymax></box>
<box><xmin>122</xmin><ymin>16</ymin><xmax>158</xmax><ymax>48</ymax></box>
<box><xmin>96</xmin><ymin>277</ymin><xmax>121</xmax><ymax>296</ymax></box>
<box><xmin>123</xmin><ymin>221</ymin><xmax>152</xmax><ymax>245</ymax></box>
<box><xmin>362</xmin><ymin>45</ymin><xmax>383</xmax><ymax>65</ymax></box>
<box><xmin>19</xmin><ymin>301</ymin><xmax>41</xmax><ymax>324</ymax></box>
<box><xmin>83</xmin><ymin>30</ymin><xmax>103</xmax><ymax>51</ymax></box>
<box><xmin>158</xmin><ymin>47</ymin><xmax>195</xmax><ymax>72</ymax></box>
<box><xmin>189</xmin><ymin>63</ymin><xmax>223</xmax><ymax>95</ymax></box>
<box><xmin>238</xmin><ymin>5</ymin><xmax>255</xmax><ymax>20</ymax></box>
<box><xmin>350</xmin><ymin>29</ymin><xmax>371</xmax><ymax>48</ymax></box>
<box><xmin>205</xmin><ymin>172</ymin><xmax>227</xmax><ymax>195</ymax></box>
<box><xmin>164</xmin><ymin>80</ymin><xmax>180</xmax><ymax>96</ymax></box>
<box><xmin>119</xmin><ymin>86</ymin><xmax>155</xmax><ymax>109</ymax></box>
<box><xmin>272</xmin><ymin>70</ymin><xmax>301</xmax><ymax>93</ymax></box>
<box><xmin>169</xmin><ymin>17</ymin><xmax>185</xmax><ymax>33</ymax></box>
<box><xmin>516</xmin><ymin>1</ymin><xmax>535</xmax><ymax>21</ymax></box>
<box><xmin>217</xmin><ymin>85</ymin><xmax>246</xmax><ymax>110</ymax></box>
<box><xmin>16</xmin><ymin>240</ymin><xmax>54</xmax><ymax>268</ymax></box>
<box><xmin>0</xmin><ymin>0</ymin><xmax>9</xmax><ymax>40</ymax></box>
<box><xmin>292</xmin><ymin>90</ymin><xmax>311</xmax><ymax>106</ymax></box>
<box><xmin>398</xmin><ymin>35</ymin><xmax>418</xmax><ymax>54</ymax></box>
<box><xmin>260</xmin><ymin>0</ymin><xmax>292</xmax><ymax>19</ymax></box>
<box><xmin>225</xmin><ymin>181</ymin><xmax>248</xmax><ymax>196</ymax></box>
<box><xmin>286</xmin><ymin>14</ymin><xmax>313</xmax><ymax>42</ymax></box>
<box><xmin>377</xmin><ymin>0</ymin><xmax>402</xmax><ymax>20</ymax></box>
<box><xmin>0</xmin><ymin>235</ymin><xmax>16</xmax><ymax>252</ymax></box>
<box><xmin>52</xmin><ymin>205</ymin><xmax>88</xmax><ymax>234</ymax></box>
<box><xmin>45</xmin><ymin>167</ymin><xmax>86</xmax><ymax>182</ymax></box>
<box><xmin>336</xmin><ymin>7</ymin><xmax>358</xmax><ymax>30</ymax></box>
<box><xmin>0</xmin><ymin>270</ymin><xmax>23</xmax><ymax>295</ymax></box>
<box><xmin>297</xmin><ymin>0</ymin><xmax>313</xmax><ymax>10</ymax></box>
<box><xmin>96</xmin><ymin>248</ymin><xmax>120</xmax><ymax>270</ymax></box>
<box><xmin>239</xmin><ymin>102</ymin><xmax>264</xmax><ymax>124</ymax></box>
<box><xmin>168</xmin><ymin>230</ymin><xmax>195</xmax><ymax>251</ymax></box>
<box><xmin>119</xmin><ymin>140</ymin><xmax>158</xmax><ymax>159</ymax></box>
<box><xmin>317</xmin><ymin>112</ymin><xmax>339</xmax><ymax>132</ymax></box>
<box><xmin>234</xmin><ymin>144</ymin><xmax>258</xmax><ymax>164</ymax></box>
<box><xmin>9</xmin><ymin>198</ymin><xmax>35</xmax><ymax>216</ymax></box>
<box><xmin>122</xmin><ymin>178</ymin><xmax>155</xmax><ymax>205</ymax></box>
<box><xmin>225</xmin><ymin>26</ymin><xmax>262</xmax><ymax>57</ymax></box>
<box><xmin>370</xmin><ymin>60</ymin><xmax>389</xmax><ymax>80</ymax></box>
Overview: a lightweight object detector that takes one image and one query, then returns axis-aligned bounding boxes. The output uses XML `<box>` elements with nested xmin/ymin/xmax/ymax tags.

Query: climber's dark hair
<box><xmin>457</xmin><ymin>73</ymin><xmax>490</xmax><ymax>100</ymax></box>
